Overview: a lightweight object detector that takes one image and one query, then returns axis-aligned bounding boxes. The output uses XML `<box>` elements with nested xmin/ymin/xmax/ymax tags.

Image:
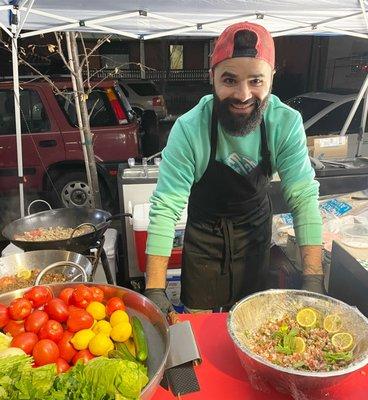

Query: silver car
<box><xmin>119</xmin><ymin>80</ymin><xmax>167</xmax><ymax>120</ymax></box>
<box><xmin>286</xmin><ymin>91</ymin><xmax>368</xmax><ymax>157</ymax></box>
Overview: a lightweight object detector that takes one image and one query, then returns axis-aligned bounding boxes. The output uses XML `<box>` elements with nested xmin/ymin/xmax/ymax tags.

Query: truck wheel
<box><xmin>50</xmin><ymin>171</ymin><xmax>111</xmax><ymax>210</ymax></box>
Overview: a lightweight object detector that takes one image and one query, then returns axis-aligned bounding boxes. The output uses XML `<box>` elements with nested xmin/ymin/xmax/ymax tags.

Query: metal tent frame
<box><xmin>0</xmin><ymin>0</ymin><xmax>367</xmax><ymax>215</ymax></box>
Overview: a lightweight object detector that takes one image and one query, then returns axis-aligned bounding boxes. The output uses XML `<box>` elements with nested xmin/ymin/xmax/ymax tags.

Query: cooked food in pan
<box><xmin>14</xmin><ymin>226</ymin><xmax>94</xmax><ymax>242</ymax></box>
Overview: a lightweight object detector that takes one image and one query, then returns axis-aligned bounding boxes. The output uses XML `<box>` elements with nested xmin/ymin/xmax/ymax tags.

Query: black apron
<box><xmin>181</xmin><ymin>107</ymin><xmax>273</xmax><ymax>310</ymax></box>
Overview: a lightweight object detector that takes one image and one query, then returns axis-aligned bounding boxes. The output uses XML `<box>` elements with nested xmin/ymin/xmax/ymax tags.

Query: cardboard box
<box><xmin>307</xmin><ymin>135</ymin><xmax>348</xmax><ymax>159</ymax></box>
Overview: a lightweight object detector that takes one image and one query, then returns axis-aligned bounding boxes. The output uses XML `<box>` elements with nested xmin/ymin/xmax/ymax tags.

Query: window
<box><xmin>56</xmin><ymin>89</ymin><xmax>118</xmax><ymax>127</ymax></box>
<box><xmin>286</xmin><ymin>97</ymin><xmax>333</xmax><ymax>122</ymax></box>
<box><xmin>0</xmin><ymin>89</ymin><xmax>50</xmax><ymax>135</ymax></box>
<box><xmin>170</xmin><ymin>45</ymin><xmax>183</xmax><ymax>70</ymax></box>
<box><xmin>306</xmin><ymin>101</ymin><xmax>366</xmax><ymax>136</ymax></box>
<box><xmin>127</xmin><ymin>82</ymin><xmax>160</xmax><ymax>96</ymax></box>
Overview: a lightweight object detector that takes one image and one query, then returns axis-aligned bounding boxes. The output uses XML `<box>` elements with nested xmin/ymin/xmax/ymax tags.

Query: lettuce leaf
<box><xmin>83</xmin><ymin>357</ymin><xmax>149</xmax><ymax>399</ymax></box>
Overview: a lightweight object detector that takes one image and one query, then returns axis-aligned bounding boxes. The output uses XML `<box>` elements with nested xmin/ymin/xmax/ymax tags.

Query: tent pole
<box><xmin>65</xmin><ymin>32</ymin><xmax>93</xmax><ymax>198</ymax></box>
<box><xmin>355</xmin><ymin>87</ymin><xmax>368</xmax><ymax>157</ymax></box>
<box><xmin>340</xmin><ymin>73</ymin><xmax>368</xmax><ymax>137</ymax></box>
<box><xmin>140</xmin><ymin>39</ymin><xmax>146</xmax><ymax>79</ymax></box>
<box><xmin>11</xmin><ymin>6</ymin><xmax>25</xmax><ymax>217</ymax></box>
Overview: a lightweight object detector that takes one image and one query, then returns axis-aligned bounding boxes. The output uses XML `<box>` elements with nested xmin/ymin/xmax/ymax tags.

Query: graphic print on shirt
<box><xmin>223</xmin><ymin>153</ymin><xmax>258</xmax><ymax>176</ymax></box>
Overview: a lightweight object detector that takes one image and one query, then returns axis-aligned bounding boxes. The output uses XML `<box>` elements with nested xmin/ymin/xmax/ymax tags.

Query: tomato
<box><xmin>71</xmin><ymin>285</ymin><xmax>93</xmax><ymax>309</ymax></box>
<box><xmin>55</xmin><ymin>357</ymin><xmax>70</xmax><ymax>374</ymax></box>
<box><xmin>3</xmin><ymin>320</ymin><xmax>25</xmax><ymax>337</ymax></box>
<box><xmin>45</xmin><ymin>298</ymin><xmax>69</xmax><ymax>323</ymax></box>
<box><xmin>90</xmin><ymin>287</ymin><xmax>104</xmax><ymax>303</ymax></box>
<box><xmin>58</xmin><ymin>288</ymin><xmax>74</xmax><ymax>305</ymax></box>
<box><xmin>58</xmin><ymin>331</ymin><xmax>77</xmax><ymax>363</ymax></box>
<box><xmin>11</xmin><ymin>332</ymin><xmax>38</xmax><ymax>355</ymax></box>
<box><xmin>38</xmin><ymin>320</ymin><xmax>64</xmax><ymax>343</ymax></box>
<box><xmin>8</xmin><ymin>298</ymin><xmax>33</xmax><ymax>320</ymax></box>
<box><xmin>72</xmin><ymin>349</ymin><xmax>94</xmax><ymax>365</ymax></box>
<box><xmin>68</xmin><ymin>305</ymin><xmax>81</xmax><ymax>314</ymax></box>
<box><xmin>32</xmin><ymin>339</ymin><xmax>60</xmax><ymax>366</ymax></box>
<box><xmin>66</xmin><ymin>309</ymin><xmax>94</xmax><ymax>332</ymax></box>
<box><xmin>0</xmin><ymin>304</ymin><xmax>9</xmax><ymax>328</ymax></box>
<box><xmin>106</xmin><ymin>297</ymin><xmax>126</xmax><ymax>317</ymax></box>
<box><xmin>25</xmin><ymin>310</ymin><xmax>49</xmax><ymax>334</ymax></box>
<box><xmin>24</xmin><ymin>286</ymin><xmax>53</xmax><ymax>308</ymax></box>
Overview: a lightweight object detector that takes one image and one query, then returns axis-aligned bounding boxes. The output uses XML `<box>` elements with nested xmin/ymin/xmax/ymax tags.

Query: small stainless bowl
<box><xmin>227</xmin><ymin>289</ymin><xmax>368</xmax><ymax>397</ymax></box>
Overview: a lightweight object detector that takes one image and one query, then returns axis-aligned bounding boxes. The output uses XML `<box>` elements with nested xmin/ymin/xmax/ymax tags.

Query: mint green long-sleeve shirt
<box><xmin>147</xmin><ymin>94</ymin><xmax>322</xmax><ymax>256</ymax></box>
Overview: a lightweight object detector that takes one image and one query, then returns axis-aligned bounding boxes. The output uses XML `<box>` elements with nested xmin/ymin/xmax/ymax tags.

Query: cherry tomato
<box><xmin>58</xmin><ymin>288</ymin><xmax>74</xmax><ymax>305</ymax></box>
<box><xmin>106</xmin><ymin>297</ymin><xmax>126</xmax><ymax>317</ymax></box>
<box><xmin>45</xmin><ymin>298</ymin><xmax>69</xmax><ymax>323</ymax></box>
<box><xmin>90</xmin><ymin>287</ymin><xmax>104</xmax><ymax>303</ymax></box>
<box><xmin>66</xmin><ymin>308</ymin><xmax>94</xmax><ymax>332</ymax></box>
<box><xmin>11</xmin><ymin>332</ymin><xmax>38</xmax><ymax>355</ymax></box>
<box><xmin>3</xmin><ymin>320</ymin><xmax>25</xmax><ymax>337</ymax></box>
<box><xmin>0</xmin><ymin>304</ymin><xmax>10</xmax><ymax>328</ymax></box>
<box><xmin>24</xmin><ymin>286</ymin><xmax>53</xmax><ymax>308</ymax></box>
<box><xmin>25</xmin><ymin>310</ymin><xmax>49</xmax><ymax>334</ymax></box>
<box><xmin>72</xmin><ymin>349</ymin><xmax>94</xmax><ymax>365</ymax></box>
<box><xmin>32</xmin><ymin>339</ymin><xmax>60</xmax><ymax>366</ymax></box>
<box><xmin>38</xmin><ymin>320</ymin><xmax>64</xmax><ymax>343</ymax></box>
<box><xmin>58</xmin><ymin>331</ymin><xmax>77</xmax><ymax>363</ymax></box>
<box><xmin>71</xmin><ymin>285</ymin><xmax>93</xmax><ymax>309</ymax></box>
<box><xmin>8</xmin><ymin>298</ymin><xmax>32</xmax><ymax>320</ymax></box>
<box><xmin>55</xmin><ymin>357</ymin><xmax>70</xmax><ymax>374</ymax></box>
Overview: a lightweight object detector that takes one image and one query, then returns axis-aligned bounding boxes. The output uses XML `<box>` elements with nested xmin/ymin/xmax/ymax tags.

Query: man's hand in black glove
<box><xmin>301</xmin><ymin>274</ymin><xmax>325</xmax><ymax>294</ymax></box>
<box><xmin>144</xmin><ymin>288</ymin><xmax>174</xmax><ymax>315</ymax></box>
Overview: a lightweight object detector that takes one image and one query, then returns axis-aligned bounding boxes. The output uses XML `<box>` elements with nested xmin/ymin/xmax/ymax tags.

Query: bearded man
<box><xmin>143</xmin><ymin>22</ymin><xmax>324</xmax><ymax>314</ymax></box>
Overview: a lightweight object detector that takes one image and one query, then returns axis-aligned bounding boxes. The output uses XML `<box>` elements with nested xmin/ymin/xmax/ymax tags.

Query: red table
<box><xmin>153</xmin><ymin>313</ymin><xmax>368</xmax><ymax>400</ymax></box>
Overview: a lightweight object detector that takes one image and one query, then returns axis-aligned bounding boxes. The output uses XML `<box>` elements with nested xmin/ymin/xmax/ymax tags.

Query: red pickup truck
<box><xmin>0</xmin><ymin>78</ymin><xmax>140</xmax><ymax>209</ymax></box>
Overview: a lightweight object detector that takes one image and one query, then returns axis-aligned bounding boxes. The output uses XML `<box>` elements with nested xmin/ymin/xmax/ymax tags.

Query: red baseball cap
<box><xmin>210</xmin><ymin>21</ymin><xmax>275</xmax><ymax>69</ymax></box>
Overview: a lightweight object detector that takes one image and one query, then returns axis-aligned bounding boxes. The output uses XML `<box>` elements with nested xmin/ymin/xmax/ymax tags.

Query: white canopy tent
<box><xmin>0</xmin><ymin>0</ymin><xmax>367</xmax><ymax>215</ymax></box>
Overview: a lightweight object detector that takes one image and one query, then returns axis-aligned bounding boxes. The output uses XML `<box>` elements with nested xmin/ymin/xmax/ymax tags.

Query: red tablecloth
<box><xmin>153</xmin><ymin>313</ymin><xmax>368</xmax><ymax>400</ymax></box>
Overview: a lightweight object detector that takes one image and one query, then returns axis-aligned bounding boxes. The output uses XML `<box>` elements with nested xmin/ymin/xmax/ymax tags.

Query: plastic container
<box><xmin>340</xmin><ymin>222</ymin><xmax>368</xmax><ymax>249</ymax></box>
<box><xmin>133</xmin><ymin>203</ymin><xmax>187</xmax><ymax>272</ymax></box>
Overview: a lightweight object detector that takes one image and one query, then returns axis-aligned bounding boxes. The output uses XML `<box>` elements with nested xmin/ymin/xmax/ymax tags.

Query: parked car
<box><xmin>0</xmin><ymin>78</ymin><xmax>141</xmax><ymax>210</ymax></box>
<box><xmin>119</xmin><ymin>79</ymin><xmax>167</xmax><ymax>120</ymax></box>
<box><xmin>286</xmin><ymin>91</ymin><xmax>368</xmax><ymax>158</ymax></box>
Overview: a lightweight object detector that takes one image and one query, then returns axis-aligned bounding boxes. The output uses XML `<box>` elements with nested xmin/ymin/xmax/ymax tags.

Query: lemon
<box><xmin>331</xmin><ymin>332</ymin><xmax>354</xmax><ymax>351</ymax></box>
<box><xmin>110</xmin><ymin>321</ymin><xmax>132</xmax><ymax>342</ymax></box>
<box><xmin>16</xmin><ymin>268</ymin><xmax>32</xmax><ymax>279</ymax></box>
<box><xmin>70</xmin><ymin>329</ymin><xmax>96</xmax><ymax>350</ymax></box>
<box><xmin>86</xmin><ymin>301</ymin><xmax>106</xmax><ymax>320</ymax></box>
<box><xmin>109</xmin><ymin>310</ymin><xmax>129</xmax><ymax>327</ymax></box>
<box><xmin>293</xmin><ymin>336</ymin><xmax>306</xmax><ymax>354</ymax></box>
<box><xmin>93</xmin><ymin>320</ymin><xmax>112</xmax><ymax>336</ymax></box>
<box><xmin>296</xmin><ymin>308</ymin><xmax>317</xmax><ymax>328</ymax></box>
<box><xmin>89</xmin><ymin>333</ymin><xmax>114</xmax><ymax>356</ymax></box>
<box><xmin>323</xmin><ymin>314</ymin><xmax>342</xmax><ymax>334</ymax></box>
<box><xmin>125</xmin><ymin>338</ymin><xmax>136</xmax><ymax>357</ymax></box>
<box><xmin>0</xmin><ymin>333</ymin><xmax>12</xmax><ymax>351</ymax></box>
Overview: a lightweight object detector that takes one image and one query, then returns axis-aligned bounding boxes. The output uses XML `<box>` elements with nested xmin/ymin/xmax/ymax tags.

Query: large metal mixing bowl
<box><xmin>0</xmin><ymin>282</ymin><xmax>170</xmax><ymax>400</ymax></box>
<box><xmin>227</xmin><ymin>289</ymin><xmax>368</xmax><ymax>397</ymax></box>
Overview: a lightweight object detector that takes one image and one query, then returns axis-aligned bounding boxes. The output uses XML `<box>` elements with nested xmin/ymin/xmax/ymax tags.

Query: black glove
<box><xmin>301</xmin><ymin>274</ymin><xmax>325</xmax><ymax>294</ymax></box>
<box><xmin>144</xmin><ymin>288</ymin><xmax>174</xmax><ymax>315</ymax></box>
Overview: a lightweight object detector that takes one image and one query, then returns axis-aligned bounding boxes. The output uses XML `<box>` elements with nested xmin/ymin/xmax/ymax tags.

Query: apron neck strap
<box><xmin>260</xmin><ymin>119</ymin><xmax>272</xmax><ymax>177</ymax></box>
<box><xmin>209</xmin><ymin>105</ymin><xmax>218</xmax><ymax>162</ymax></box>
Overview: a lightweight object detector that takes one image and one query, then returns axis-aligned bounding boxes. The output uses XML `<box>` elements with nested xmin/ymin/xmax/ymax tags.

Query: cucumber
<box><xmin>131</xmin><ymin>316</ymin><xmax>148</xmax><ymax>362</ymax></box>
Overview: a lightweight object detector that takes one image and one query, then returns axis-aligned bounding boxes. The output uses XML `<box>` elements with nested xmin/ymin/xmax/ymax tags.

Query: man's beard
<box><xmin>213</xmin><ymin>92</ymin><xmax>269</xmax><ymax>136</ymax></box>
